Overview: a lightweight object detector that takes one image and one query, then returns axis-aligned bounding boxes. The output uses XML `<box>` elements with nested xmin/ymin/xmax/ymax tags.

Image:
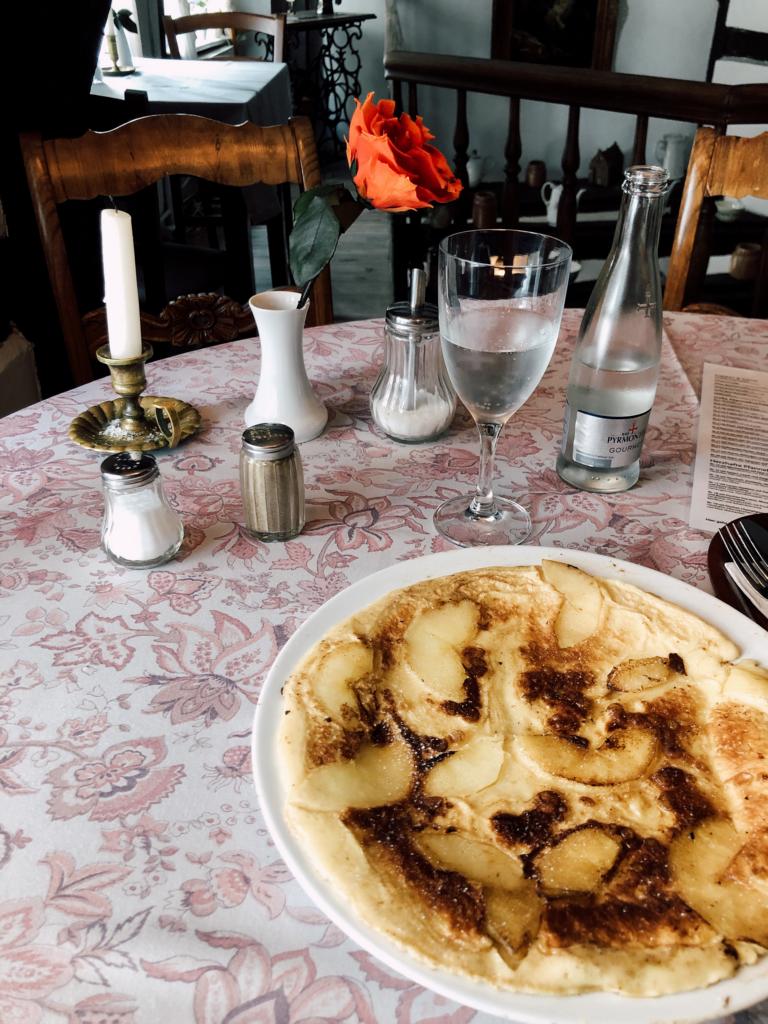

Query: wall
<box><xmin>245</xmin><ymin>1</ymin><xmax>765</xmax><ymax>191</ymax></box>
<box><xmin>351</xmin><ymin>0</ymin><xmax>725</xmax><ymax>181</ymax></box>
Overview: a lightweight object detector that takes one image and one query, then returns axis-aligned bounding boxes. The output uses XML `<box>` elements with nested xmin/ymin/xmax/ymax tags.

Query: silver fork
<box><xmin>721</xmin><ymin>519</ymin><xmax>768</xmax><ymax>599</ymax></box>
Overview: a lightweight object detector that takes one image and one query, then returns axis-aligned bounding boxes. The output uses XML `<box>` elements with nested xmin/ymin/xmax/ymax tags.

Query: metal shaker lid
<box><xmin>385</xmin><ymin>267</ymin><xmax>438</xmax><ymax>336</ymax></box>
<box><xmin>100</xmin><ymin>452</ymin><xmax>159</xmax><ymax>487</ymax></box>
<box><xmin>241</xmin><ymin>423</ymin><xmax>296</xmax><ymax>461</ymax></box>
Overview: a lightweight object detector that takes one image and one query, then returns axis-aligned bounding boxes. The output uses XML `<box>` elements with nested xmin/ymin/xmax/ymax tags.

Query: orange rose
<box><xmin>346</xmin><ymin>93</ymin><xmax>462</xmax><ymax>212</ymax></box>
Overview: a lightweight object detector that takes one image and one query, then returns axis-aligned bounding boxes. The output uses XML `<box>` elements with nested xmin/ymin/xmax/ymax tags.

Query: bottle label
<box><xmin>566</xmin><ymin>405</ymin><xmax>652</xmax><ymax>469</ymax></box>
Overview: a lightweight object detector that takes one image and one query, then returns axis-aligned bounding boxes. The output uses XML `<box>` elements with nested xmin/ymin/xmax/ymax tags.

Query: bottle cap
<box><xmin>242</xmin><ymin>423</ymin><xmax>296</xmax><ymax>461</ymax></box>
<box><xmin>100</xmin><ymin>452</ymin><xmax>159</xmax><ymax>488</ymax></box>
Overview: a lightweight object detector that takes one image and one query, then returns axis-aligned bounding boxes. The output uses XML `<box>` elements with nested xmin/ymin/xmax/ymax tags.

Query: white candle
<box><xmin>100</xmin><ymin>209</ymin><xmax>142</xmax><ymax>359</ymax></box>
<box><xmin>105</xmin><ymin>9</ymin><xmax>116</xmax><ymax>36</ymax></box>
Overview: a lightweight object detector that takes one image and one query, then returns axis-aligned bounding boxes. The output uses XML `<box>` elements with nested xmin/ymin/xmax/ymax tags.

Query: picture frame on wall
<box><xmin>491</xmin><ymin>0</ymin><xmax>619</xmax><ymax>71</ymax></box>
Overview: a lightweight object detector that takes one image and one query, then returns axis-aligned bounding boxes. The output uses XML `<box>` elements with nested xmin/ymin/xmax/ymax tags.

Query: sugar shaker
<box><xmin>370</xmin><ymin>268</ymin><xmax>456</xmax><ymax>443</ymax></box>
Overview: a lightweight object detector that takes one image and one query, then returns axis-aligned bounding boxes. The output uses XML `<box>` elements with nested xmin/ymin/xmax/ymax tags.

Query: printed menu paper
<box><xmin>690</xmin><ymin>363</ymin><xmax>768</xmax><ymax>533</ymax></box>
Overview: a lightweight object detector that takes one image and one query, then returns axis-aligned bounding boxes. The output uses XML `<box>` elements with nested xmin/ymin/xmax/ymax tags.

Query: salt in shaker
<box><xmin>239</xmin><ymin>423</ymin><xmax>305</xmax><ymax>541</ymax></box>
<box><xmin>370</xmin><ymin>268</ymin><xmax>456</xmax><ymax>443</ymax></box>
<box><xmin>101</xmin><ymin>452</ymin><xmax>184</xmax><ymax>568</ymax></box>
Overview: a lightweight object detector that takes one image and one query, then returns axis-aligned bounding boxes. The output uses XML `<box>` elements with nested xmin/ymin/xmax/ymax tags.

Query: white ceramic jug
<box><xmin>655</xmin><ymin>134</ymin><xmax>691</xmax><ymax>181</ymax></box>
<box><xmin>540</xmin><ymin>182</ymin><xmax>587</xmax><ymax>228</ymax></box>
<box><xmin>466</xmin><ymin>151</ymin><xmax>488</xmax><ymax>188</ymax></box>
<box><xmin>245</xmin><ymin>290</ymin><xmax>327</xmax><ymax>443</ymax></box>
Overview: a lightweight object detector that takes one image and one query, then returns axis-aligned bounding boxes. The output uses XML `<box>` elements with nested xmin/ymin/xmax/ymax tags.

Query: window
<box><xmin>164</xmin><ymin>0</ymin><xmax>234</xmax><ymax>56</ymax></box>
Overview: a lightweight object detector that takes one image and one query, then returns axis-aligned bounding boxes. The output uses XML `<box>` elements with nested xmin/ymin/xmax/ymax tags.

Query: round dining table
<box><xmin>0</xmin><ymin>309</ymin><xmax>766</xmax><ymax>1024</ymax></box>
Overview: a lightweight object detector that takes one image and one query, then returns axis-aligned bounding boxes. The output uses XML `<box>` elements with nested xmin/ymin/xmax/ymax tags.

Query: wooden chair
<box><xmin>664</xmin><ymin>127</ymin><xmax>768</xmax><ymax>316</ymax></box>
<box><xmin>706</xmin><ymin>0</ymin><xmax>768</xmax><ymax>82</ymax></box>
<box><xmin>163</xmin><ymin>12</ymin><xmax>285</xmax><ymax>62</ymax></box>
<box><xmin>20</xmin><ymin>114</ymin><xmax>332</xmax><ymax>386</ymax></box>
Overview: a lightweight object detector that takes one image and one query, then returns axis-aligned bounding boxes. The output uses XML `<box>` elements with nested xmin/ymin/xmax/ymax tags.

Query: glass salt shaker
<box><xmin>101</xmin><ymin>452</ymin><xmax>184</xmax><ymax>568</ymax></box>
<box><xmin>370</xmin><ymin>268</ymin><xmax>456</xmax><ymax>443</ymax></box>
<box><xmin>239</xmin><ymin>423</ymin><xmax>305</xmax><ymax>541</ymax></box>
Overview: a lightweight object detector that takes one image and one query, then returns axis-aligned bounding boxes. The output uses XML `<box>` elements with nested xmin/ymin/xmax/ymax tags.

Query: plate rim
<box><xmin>252</xmin><ymin>545</ymin><xmax>768</xmax><ymax>1024</ymax></box>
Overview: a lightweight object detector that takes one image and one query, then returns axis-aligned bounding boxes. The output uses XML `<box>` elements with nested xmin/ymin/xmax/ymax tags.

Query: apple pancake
<box><xmin>279</xmin><ymin>561</ymin><xmax>768</xmax><ymax>996</ymax></box>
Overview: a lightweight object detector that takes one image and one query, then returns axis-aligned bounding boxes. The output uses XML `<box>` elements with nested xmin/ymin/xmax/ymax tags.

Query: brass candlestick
<box><xmin>105</xmin><ymin>32</ymin><xmax>120</xmax><ymax>74</ymax></box>
<box><xmin>68</xmin><ymin>344</ymin><xmax>201</xmax><ymax>453</ymax></box>
<box><xmin>98</xmin><ymin>343</ymin><xmax>154</xmax><ymax>439</ymax></box>
<box><xmin>102</xmin><ymin>31</ymin><xmax>135</xmax><ymax>76</ymax></box>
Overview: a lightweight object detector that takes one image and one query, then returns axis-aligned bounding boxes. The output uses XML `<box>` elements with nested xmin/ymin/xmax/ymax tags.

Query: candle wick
<box><xmin>109</xmin><ymin>196</ymin><xmax>117</xmax><ymax>210</ymax></box>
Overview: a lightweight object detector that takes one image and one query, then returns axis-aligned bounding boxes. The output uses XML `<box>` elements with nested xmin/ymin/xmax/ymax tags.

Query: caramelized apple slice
<box><xmin>484</xmin><ymin>884</ymin><xmax>542</xmax><ymax>967</ymax></box>
<box><xmin>313</xmin><ymin>641</ymin><xmax>373</xmax><ymax>719</ymax></box>
<box><xmin>608</xmin><ymin>654</ymin><xmax>686</xmax><ymax>693</ymax></box>
<box><xmin>518</xmin><ymin>727</ymin><xmax>657</xmax><ymax>785</ymax></box>
<box><xmin>669</xmin><ymin>817</ymin><xmax>768</xmax><ymax>946</ymax></box>
<box><xmin>534</xmin><ymin>826</ymin><xmax>621</xmax><ymax>894</ymax></box>
<box><xmin>417</xmin><ymin>831</ymin><xmax>524</xmax><ymax>890</ymax></box>
<box><xmin>723</xmin><ymin>661</ymin><xmax>768</xmax><ymax>704</ymax></box>
<box><xmin>541</xmin><ymin>560</ymin><xmax>603</xmax><ymax>649</ymax></box>
<box><xmin>292</xmin><ymin>733</ymin><xmax>413</xmax><ymax>811</ymax></box>
<box><xmin>424</xmin><ymin>736</ymin><xmax>504</xmax><ymax>798</ymax></box>
<box><xmin>405</xmin><ymin>601</ymin><xmax>479</xmax><ymax>701</ymax></box>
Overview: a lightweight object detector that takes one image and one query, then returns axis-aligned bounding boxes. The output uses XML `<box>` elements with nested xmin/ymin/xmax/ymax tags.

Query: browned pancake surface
<box><xmin>280</xmin><ymin>563</ymin><xmax>768</xmax><ymax>995</ymax></box>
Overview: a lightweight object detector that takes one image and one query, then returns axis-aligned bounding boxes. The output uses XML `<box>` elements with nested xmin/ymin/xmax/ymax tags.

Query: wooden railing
<box><xmin>384</xmin><ymin>51</ymin><xmax>768</xmax><ymax>308</ymax></box>
<box><xmin>385</xmin><ymin>50</ymin><xmax>768</xmax><ymax>241</ymax></box>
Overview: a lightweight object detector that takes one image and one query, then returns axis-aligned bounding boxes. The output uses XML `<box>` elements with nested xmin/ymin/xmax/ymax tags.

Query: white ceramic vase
<box><xmin>244</xmin><ymin>290</ymin><xmax>327</xmax><ymax>444</ymax></box>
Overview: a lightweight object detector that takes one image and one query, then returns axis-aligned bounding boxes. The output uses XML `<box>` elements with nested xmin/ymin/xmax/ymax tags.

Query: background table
<box><xmin>91</xmin><ymin>56</ymin><xmax>292</xmax><ymax>126</ymax></box>
<box><xmin>0</xmin><ymin>310</ymin><xmax>766</xmax><ymax>1023</ymax></box>
<box><xmin>282</xmin><ymin>11</ymin><xmax>376</xmax><ymax>158</ymax></box>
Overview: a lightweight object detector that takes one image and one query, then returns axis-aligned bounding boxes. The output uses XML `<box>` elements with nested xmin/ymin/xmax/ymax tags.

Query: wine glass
<box><xmin>435</xmin><ymin>229</ymin><xmax>571</xmax><ymax>547</ymax></box>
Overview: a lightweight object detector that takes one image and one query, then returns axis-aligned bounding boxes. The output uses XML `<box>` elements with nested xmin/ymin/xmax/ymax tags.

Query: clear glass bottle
<box><xmin>557</xmin><ymin>165</ymin><xmax>671</xmax><ymax>492</ymax></box>
<box><xmin>101</xmin><ymin>453</ymin><xmax>184</xmax><ymax>568</ymax></box>
<box><xmin>370</xmin><ymin>269</ymin><xmax>456</xmax><ymax>443</ymax></box>
<box><xmin>239</xmin><ymin>423</ymin><xmax>305</xmax><ymax>541</ymax></box>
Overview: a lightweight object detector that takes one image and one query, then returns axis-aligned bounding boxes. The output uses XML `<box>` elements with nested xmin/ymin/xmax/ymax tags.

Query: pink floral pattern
<box><xmin>0</xmin><ymin>312</ymin><xmax>762</xmax><ymax>1022</ymax></box>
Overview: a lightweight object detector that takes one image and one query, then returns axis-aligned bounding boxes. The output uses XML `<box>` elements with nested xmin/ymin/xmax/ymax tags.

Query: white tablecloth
<box><xmin>91</xmin><ymin>56</ymin><xmax>292</xmax><ymax>126</ymax></box>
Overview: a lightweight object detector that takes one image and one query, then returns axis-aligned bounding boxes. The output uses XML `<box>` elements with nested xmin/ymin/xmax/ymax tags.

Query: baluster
<box><xmin>392</xmin><ymin>78</ymin><xmax>403</xmax><ymax>113</ymax></box>
<box><xmin>408</xmin><ymin>82</ymin><xmax>418</xmax><ymax>117</ymax></box>
<box><xmin>632</xmin><ymin>114</ymin><xmax>648</xmax><ymax>164</ymax></box>
<box><xmin>454</xmin><ymin>88</ymin><xmax>469</xmax><ymax>187</ymax></box>
<box><xmin>502</xmin><ymin>96</ymin><xmax>521</xmax><ymax>226</ymax></box>
<box><xmin>557</xmin><ymin>104</ymin><xmax>581</xmax><ymax>245</ymax></box>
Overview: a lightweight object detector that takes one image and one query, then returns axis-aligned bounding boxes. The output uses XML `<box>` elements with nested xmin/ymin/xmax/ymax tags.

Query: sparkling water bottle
<box><xmin>556</xmin><ymin>165</ymin><xmax>671</xmax><ymax>492</ymax></box>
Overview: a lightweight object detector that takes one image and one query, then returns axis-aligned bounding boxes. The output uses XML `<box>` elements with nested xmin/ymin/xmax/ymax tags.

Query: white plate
<box><xmin>252</xmin><ymin>546</ymin><xmax>768</xmax><ymax>1024</ymax></box>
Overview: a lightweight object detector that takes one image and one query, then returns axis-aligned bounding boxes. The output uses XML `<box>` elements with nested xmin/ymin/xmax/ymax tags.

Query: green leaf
<box><xmin>289</xmin><ymin>195</ymin><xmax>341</xmax><ymax>288</ymax></box>
<box><xmin>293</xmin><ymin>184</ymin><xmax>346</xmax><ymax>222</ymax></box>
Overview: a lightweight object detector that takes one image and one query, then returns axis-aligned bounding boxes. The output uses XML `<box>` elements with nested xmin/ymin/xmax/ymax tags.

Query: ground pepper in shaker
<box><xmin>100</xmin><ymin>452</ymin><xmax>184</xmax><ymax>568</ymax></box>
<box><xmin>240</xmin><ymin>423</ymin><xmax>305</xmax><ymax>541</ymax></box>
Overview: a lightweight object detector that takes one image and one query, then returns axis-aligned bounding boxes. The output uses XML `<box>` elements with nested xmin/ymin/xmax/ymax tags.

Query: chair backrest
<box><xmin>20</xmin><ymin>114</ymin><xmax>331</xmax><ymax>386</ymax></box>
<box><xmin>163</xmin><ymin>11</ymin><xmax>285</xmax><ymax>62</ymax></box>
<box><xmin>706</xmin><ymin>0</ymin><xmax>768</xmax><ymax>82</ymax></box>
<box><xmin>664</xmin><ymin>127</ymin><xmax>768</xmax><ymax>314</ymax></box>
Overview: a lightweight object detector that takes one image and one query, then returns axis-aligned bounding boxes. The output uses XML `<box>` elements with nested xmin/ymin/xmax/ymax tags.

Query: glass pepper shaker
<box><xmin>370</xmin><ymin>268</ymin><xmax>456</xmax><ymax>443</ymax></box>
<box><xmin>101</xmin><ymin>452</ymin><xmax>184</xmax><ymax>568</ymax></box>
<box><xmin>239</xmin><ymin>423</ymin><xmax>305</xmax><ymax>541</ymax></box>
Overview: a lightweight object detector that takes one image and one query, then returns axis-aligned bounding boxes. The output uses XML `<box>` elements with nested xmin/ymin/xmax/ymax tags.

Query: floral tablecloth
<box><xmin>0</xmin><ymin>310</ymin><xmax>767</xmax><ymax>1024</ymax></box>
